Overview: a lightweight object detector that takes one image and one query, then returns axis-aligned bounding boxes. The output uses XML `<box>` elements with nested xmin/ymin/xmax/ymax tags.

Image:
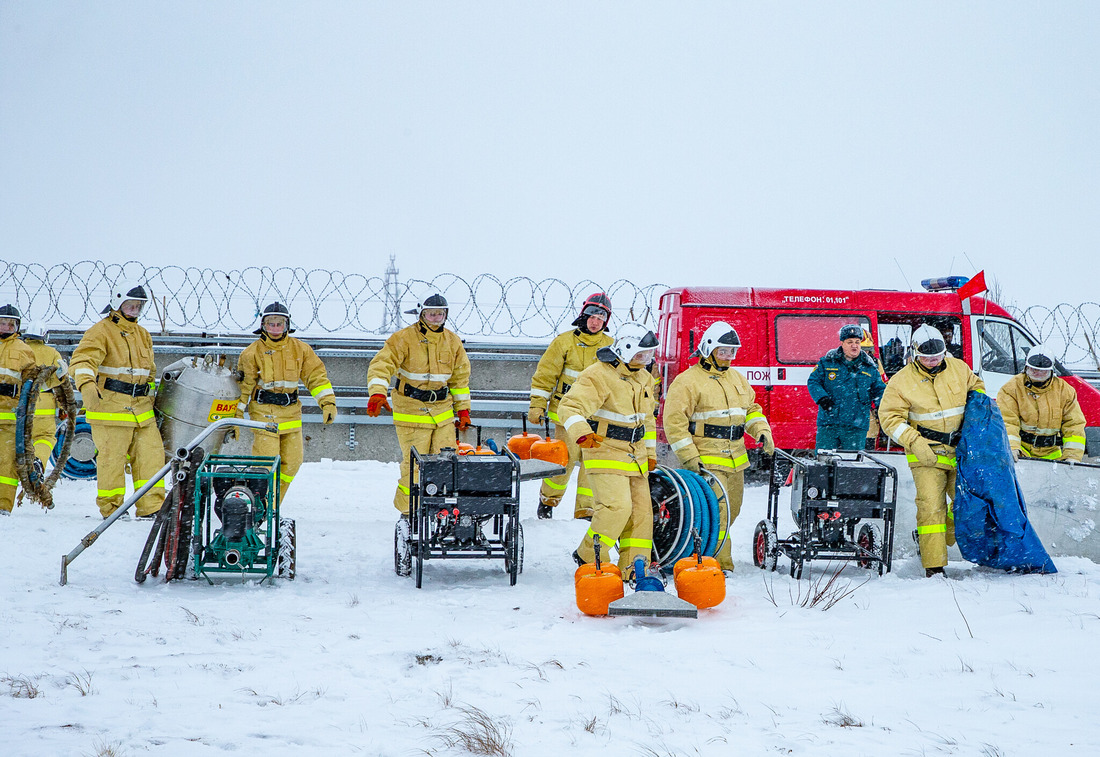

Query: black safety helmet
<box><xmin>253</xmin><ymin>302</ymin><xmax>295</xmax><ymax>335</ymax></box>
<box><xmin>0</xmin><ymin>304</ymin><xmax>22</xmax><ymax>335</ymax></box>
<box><xmin>571</xmin><ymin>292</ymin><xmax>612</xmax><ymax>331</ymax></box>
<box><xmin>404</xmin><ymin>292</ymin><xmax>449</xmax><ymax>317</ymax></box>
<box><xmin>101</xmin><ymin>280</ymin><xmax>149</xmax><ymax>316</ymax></box>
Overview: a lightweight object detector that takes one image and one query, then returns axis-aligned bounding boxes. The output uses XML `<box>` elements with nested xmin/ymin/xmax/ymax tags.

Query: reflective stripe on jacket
<box><xmin>528</xmin><ymin>329</ymin><xmax>613</xmax><ymax>423</ymax></box>
<box><xmin>70</xmin><ymin>312</ymin><xmax>157</xmax><ymax>428</ymax></box>
<box><xmin>0</xmin><ymin>335</ymin><xmax>35</xmax><ymax>426</ymax></box>
<box><xmin>366</xmin><ymin>322</ymin><xmax>471</xmax><ymax>429</ymax></box>
<box><xmin>663</xmin><ymin>361</ymin><xmax>769</xmax><ymax>473</ymax></box>
<box><xmin>557</xmin><ymin>358</ymin><xmax>656</xmax><ymax>477</ymax></box>
<box><xmin>878</xmin><ymin>356</ymin><xmax>985</xmax><ymax>469</ymax></box>
<box><xmin>997</xmin><ymin>372</ymin><xmax>1087</xmax><ymax>462</ymax></box>
<box><xmin>237</xmin><ymin>334</ymin><xmax>336</xmax><ymax>435</ymax></box>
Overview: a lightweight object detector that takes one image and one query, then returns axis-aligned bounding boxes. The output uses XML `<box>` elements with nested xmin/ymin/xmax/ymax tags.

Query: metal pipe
<box><xmin>60</xmin><ymin>418</ymin><xmax>278</xmax><ymax>585</ymax></box>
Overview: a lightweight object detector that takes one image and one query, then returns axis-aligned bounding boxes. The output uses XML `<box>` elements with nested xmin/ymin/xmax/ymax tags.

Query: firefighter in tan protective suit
<box><xmin>366</xmin><ymin>293</ymin><xmax>472</xmax><ymax>523</ymax></box>
<box><xmin>557</xmin><ymin>322</ymin><xmax>658</xmax><ymax>577</ymax></box>
<box><xmin>235</xmin><ymin>302</ymin><xmax>337</xmax><ymax>504</ymax></box>
<box><xmin>0</xmin><ymin>305</ymin><xmax>37</xmax><ymax>516</ymax></box>
<box><xmin>663</xmin><ymin>321</ymin><xmax>775</xmax><ymax>574</ymax></box>
<box><xmin>997</xmin><ymin>344</ymin><xmax>1087</xmax><ymax>463</ymax></box>
<box><xmin>528</xmin><ymin>292</ymin><xmax>613</xmax><ymax>520</ymax></box>
<box><xmin>878</xmin><ymin>324</ymin><xmax>985</xmax><ymax>577</ymax></box>
<box><xmin>70</xmin><ymin>283</ymin><xmax>166</xmax><ymax>519</ymax></box>
<box><xmin>21</xmin><ymin>320</ymin><xmax>66</xmax><ymax>470</ymax></box>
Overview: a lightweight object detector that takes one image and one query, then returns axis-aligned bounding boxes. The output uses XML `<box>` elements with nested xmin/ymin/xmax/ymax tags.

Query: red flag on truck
<box><xmin>957</xmin><ymin>270</ymin><xmax>987</xmax><ymax>300</ymax></box>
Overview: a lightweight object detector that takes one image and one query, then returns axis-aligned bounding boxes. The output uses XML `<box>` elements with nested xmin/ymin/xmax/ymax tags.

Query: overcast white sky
<box><xmin>2</xmin><ymin>2</ymin><xmax>1098</xmax><ymax>309</ymax></box>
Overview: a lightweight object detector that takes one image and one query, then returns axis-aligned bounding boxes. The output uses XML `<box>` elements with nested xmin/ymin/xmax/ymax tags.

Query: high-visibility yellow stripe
<box><xmin>278</xmin><ymin>419</ymin><xmax>302</xmax><ymax>432</ymax></box>
<box><xmin>97</xmin><ymin>487</ymin><xmax>127</xmax><ymax>498</ymax></box>
<box><xmin>1022</xmin><ymin>446</ymin><xmax>1062</xmax><ymax>460</ymax></box>
<box><xmin>309</xmin><ymin>382</ymin><xmax>333</xmax><ymax>397</ymax></box>
<box><xmin>905</xmin><ymin>454</ymin><xmax>957</xmax><ymax>467</ymax></box>
<box><xmin>700</xmin><ymin>453</ymin><xmax>750</xmax><ymax>469</ymax></box>
<box><xmin>542</xmin><ymin>478</ymin><xmax>567</xmax><ymax>490</ymax></box>
<box><xmin>398</xmin><ymin>483</ymin><xmax>410</xmax><ymax>495</ymax></box>
<box><xmin>0</xmin><ymin>475</ymin><xmax>19</xmax><ymax>487</ymax></box>
<box><xmin>643</xmin><ymin>431</ymin><xmax>656</xmax><ymax>441</ymax></box>
<box><xmin>619</xmin><ymin>538</ymin><xmax>653</xmax><ymax>549</ymax></box>
<box><xmin>449</xmin><ymin>387</ymin><xmax>470</xmax><ymax>398</ymax></box>
<box><xmin>33</xmin><ymin>439</ymin><xmax>54</xmax><ymax>448</ymax></box>
<box><xmin>583</xmin><ymin>459</ymin><xmax>642</xmax><ymax>472</ymax></box>
<box><xmin>0</xmin><ymin>412</ymin><xmax>16</xmax><ymax>421</ymax></box>
<box><xmin>548</xmin><ymin>410</ymin><xmax>561</xmax><ymax>424</ymax></box>
<box><xmin>917</xmin><ymin>524</ymin><xmax>947</xmax><ymax>534</ymax></box>
<box><xmin>393</xmin><ymin>410</ymin><xmax>455</xmax><ymax>425</ymax></box>
<box><xmin>133</xmin><ymin>479</ymin><xmax>166</xmax><ymax>489</ymax></box>
<box><xmin>34</xmin><ymin>408</ymin><xmax>56</xmax><ymax>416</ymax></box>
<box><xmin>279</xmin><ymin>471</ymin><xmax>295</xmax><ymax>483</ymax></box>
<box><xmin>587</xmin><ymin>527</ymin><xmax>616</xmax><ymax>548</ymax></box>
<box><xmin>577</xmin><ymin>486</ymin><xmax>593</xmax><ymax>497</ymax></box>
<box><xmin>746</xmin><ymin>411</ymin><xmax>766</xmax><ymax>423</ymax></box>
<box><xmin>85</xmin><ymin>409</ymin><xmax>156</xmax><ymax>424</ymax></box>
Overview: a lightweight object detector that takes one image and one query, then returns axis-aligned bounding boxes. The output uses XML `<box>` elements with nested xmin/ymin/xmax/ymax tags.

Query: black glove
<box><xmin>817</xmin><ymin>396</ymin><xmax>835</xmax><ymax>412</ymax></box>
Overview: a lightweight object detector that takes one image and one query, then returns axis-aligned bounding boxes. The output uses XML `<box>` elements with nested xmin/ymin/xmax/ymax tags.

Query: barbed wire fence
<box><xmin>1012</xmin><ymin>303</ymin><xmax>1100</xmax><ymax>370</ymax></box>
<box><xmin>0</xmin><ymin>260</ymin><xmax>667</xmax><ymax>340</ymax></box>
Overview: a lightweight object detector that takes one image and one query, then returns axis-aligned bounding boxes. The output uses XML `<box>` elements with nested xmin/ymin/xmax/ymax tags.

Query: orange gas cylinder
<box><xmin>674</xmin><ymin>553</ymin><xmax>726</xmax><ymax>610</ymax></box>
<box><xmin>507</xmin><ymin>415</ymin><xmax>542</xmax><ymax>460</ymax></box>
<box><xmin>530</xmin><ymin>417</ymin><xmax>569</xmax><ymax>467</ymax></box>
<box><xmin>575</xmin><ymin>539</ymin><xmax>624</xmax><ymax>616</ymax></box>
<box><xmin>674</xmin><ymin>553</ymin><xmax>721</xmax><ymax>581</ymax></box>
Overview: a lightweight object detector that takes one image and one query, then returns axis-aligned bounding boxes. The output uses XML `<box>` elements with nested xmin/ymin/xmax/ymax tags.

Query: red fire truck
<box><xmin>654</xmin><ymin>278</ymin><xmax>1100</xmax><ymax>458</ymax></box>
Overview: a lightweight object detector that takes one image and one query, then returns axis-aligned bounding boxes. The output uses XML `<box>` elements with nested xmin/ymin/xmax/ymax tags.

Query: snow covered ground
<box><xmin>4</xmin><ymin>460</ymin><xmax>1100</xmax><ymax>756</ymax></box>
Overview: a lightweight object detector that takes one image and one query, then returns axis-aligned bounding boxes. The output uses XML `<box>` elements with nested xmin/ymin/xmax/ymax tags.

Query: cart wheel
<box><xmin>752</xmin><ymin>520</ymin><xmax>778</xmax><ymax>571</ymax></box>
<box><xmin>277</xmin><ymin>517</ymin><xmax>296</xmax><ymax>580</ymax></box>
<box><xmin>414</xmin><ymin>516</ymin><xmax>426</xmax><ymax>588</ymax></box>
<box><xmin>394</xmin><ymin>517</ymin><xmax>412</xmax><ymax>577</ymax></box>
<box><xmin>857</xmin><ymin>523</ymin><xmax>884</xmax><ymax>575</ymax></box>
<box><xmin>789</xmin><ymin>555</ymin><xmax>804</xmax><ymax>579</ymax></box>
<box><xmin>504</xmin><ymin>521</ymin><xmax>524</xmax><ymax>582</ymax></box>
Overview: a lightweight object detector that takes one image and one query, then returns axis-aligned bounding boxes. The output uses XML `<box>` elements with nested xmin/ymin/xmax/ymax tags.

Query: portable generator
<box><xmin>753</xmin><ymin>450</ymin><xmax>897</xmax><ymax>578</ymax></box>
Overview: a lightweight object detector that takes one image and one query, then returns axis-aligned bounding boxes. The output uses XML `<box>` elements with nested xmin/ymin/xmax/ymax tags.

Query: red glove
<box><xmin>647</xmin><ymin>458</ymin><xmax>657</xmax><ymax>472</ymax></box>
<box><xmin>366</xmin><ymin>394</ymin><xmax>391</xmax><ymax>417</ymax></box>
<box><xmin>577</xmin><ymin>434</ymin><xmax>604</xmax><ymax>449</ymax></box>
<box><xmin>455</xmin><ymin>409</ymin><xmax>472</xmax><ymax>430</ymax></box>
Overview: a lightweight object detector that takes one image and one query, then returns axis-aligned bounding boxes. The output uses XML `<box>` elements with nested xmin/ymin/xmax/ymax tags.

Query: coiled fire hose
<box><xmin>650</xmin><ymin>466</ymin><xmax>731</xmax><ymax>570</ymax></box>
<box><xmin>15</xmin><ymin>364</ymin><xmax>77</xmax><ymax>510</ymax></box>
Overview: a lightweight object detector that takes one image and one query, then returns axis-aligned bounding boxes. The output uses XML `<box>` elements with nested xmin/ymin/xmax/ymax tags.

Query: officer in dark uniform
<box><xmin>807</xmin><ymin>324</ymin><xmax>887</xmax><ymax>451</ymax></box>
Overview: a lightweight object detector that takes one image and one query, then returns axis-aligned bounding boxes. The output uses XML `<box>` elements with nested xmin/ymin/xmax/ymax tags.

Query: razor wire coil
<box><xmin>0</xmin><ymin>260</ymin><xmax>667</xmax><ymax>339</ymax></box>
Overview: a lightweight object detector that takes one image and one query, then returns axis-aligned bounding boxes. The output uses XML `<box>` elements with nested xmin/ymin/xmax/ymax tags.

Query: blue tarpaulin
<box><xmin>953</xmin><ymin>389</ymin><xmax>1057</xmax><ymax>574</ymax></box>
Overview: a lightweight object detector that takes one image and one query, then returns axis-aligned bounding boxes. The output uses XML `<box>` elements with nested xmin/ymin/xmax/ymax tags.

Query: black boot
<box><xmin>572</xmin><ymin>550</ymin><xmax>585</xmax><ymax>567</ymax></box>
<box><xmin>925</xmin><ymin>566</ymin><xmax>945</xmax><ymax>578</ymax></box>
<box><xmin>537</xmin><ymin>503</ymin><xmax>554</xmax><ymax>520</ymax></box>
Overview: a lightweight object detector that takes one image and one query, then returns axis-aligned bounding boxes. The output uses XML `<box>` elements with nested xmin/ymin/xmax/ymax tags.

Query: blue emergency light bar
<box><xmin>921</xmin><ymin>276</ymin><xmax>970</xmax><ymax>292</ymax></box>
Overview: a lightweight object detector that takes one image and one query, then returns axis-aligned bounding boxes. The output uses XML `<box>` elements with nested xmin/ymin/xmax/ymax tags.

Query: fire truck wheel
<box><xmin>752</xmin><ymin>520</ymin><xmax>778</xmax><ymax>571</ymax></box>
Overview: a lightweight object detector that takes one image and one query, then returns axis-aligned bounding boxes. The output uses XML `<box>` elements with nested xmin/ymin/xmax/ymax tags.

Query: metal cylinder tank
<box><xmin>155</xmin><ymin>355</ymin><xmax>241</xmax><ymax>456</ymax></box>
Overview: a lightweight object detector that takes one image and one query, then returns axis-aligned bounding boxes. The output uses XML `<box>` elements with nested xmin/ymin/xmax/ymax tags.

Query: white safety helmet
<box><xmin>1025</xmin><ymin>344</ymin><xmax>1057</xmax><ymax>375</ymax></box>
<box><xmin>404</xmin><ymin>292</ymin><xmax>449</xmax><ymax>320</ymax></box>
<box><xmin>610</xmin><ymin>322</ymin><xmax>659</xmax><ymax>364</ymax></box>
<box><xmin>693</xmin><ymin>321</ymin><xmax>741</xmax><ymax>359</ymax></box>
<box><xmin>103</xmin><ymin>280</ymin><xmax>149</xmax><ymax>316</ymax></box>
<box><xmin>911</xmin><ymin>324</ymin><xmax>947</xmax><ymax>358</ymax></box>
<box><xmin>21</xmin><ymin>319</ymin><xmax>48</xmax><ymax>341</ymax></box>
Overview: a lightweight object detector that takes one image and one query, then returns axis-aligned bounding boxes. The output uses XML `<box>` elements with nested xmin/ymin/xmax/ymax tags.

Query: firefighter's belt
<box><xmin>0</xmin><ymin>383</ymin><xmax>17</xmax><ymax>398</ymax></box>
<box><xmin>1021</xmin><ymin>430</ymin><xmax>1061</xmax><ymax>448</ymax></box>
<box><xmin>401</xmin><ymin>382</ymin><xmax>449</xmax><ymax>403</ymax></box>
<box><xmin>256</xmin><ymin>389</ymin><xmax>299</xmax><ymax>406</ymax></box>
<box><xmin>688</xmin><ymin>422</ymin><xmax>745</xmax><ymax>440</ymax></box>
<box><xmin>917</xmin><ymin>425</ymin><xmax>961</xmax><ymax>447</ymax></box>
<box><xmin>590</xmin><ymin>420</ymin><xmax>646</xmax><ymax>443</ymax></box>
<box><xmin>103</xmin><ymin>377</ymin><xmax>149</xmax><ymax>397</ymax></box>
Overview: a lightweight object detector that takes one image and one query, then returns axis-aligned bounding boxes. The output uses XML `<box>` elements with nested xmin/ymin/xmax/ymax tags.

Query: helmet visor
<box><xmin>581</xmin><ymin>304</ymin><xmax>609</xmax><ymax>319</ymax></box>
<box><xmin>914</xmin><ymin>337</ymin><xmax>946</xmax><ymax>358</ymax></box>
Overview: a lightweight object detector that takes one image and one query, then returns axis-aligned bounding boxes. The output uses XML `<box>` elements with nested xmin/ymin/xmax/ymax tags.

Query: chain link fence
<box><xmin>0</xmin><ymin>260</ymin><xmax>666</xmax><ymax>339</ymax></box>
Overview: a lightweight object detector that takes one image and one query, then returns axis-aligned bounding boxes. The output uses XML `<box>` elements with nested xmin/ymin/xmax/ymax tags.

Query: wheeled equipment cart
<box><xmin>753</xmin><ymin>449</ymin><xmax>898</xmax><ymax>579</ymax></box>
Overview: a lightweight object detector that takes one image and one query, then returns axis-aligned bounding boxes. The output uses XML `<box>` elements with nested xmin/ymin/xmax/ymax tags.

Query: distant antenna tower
<box><xmin>380</xmin><ymin>255</ymin><xmax>403</xmax><ymax>333</ymax></box>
